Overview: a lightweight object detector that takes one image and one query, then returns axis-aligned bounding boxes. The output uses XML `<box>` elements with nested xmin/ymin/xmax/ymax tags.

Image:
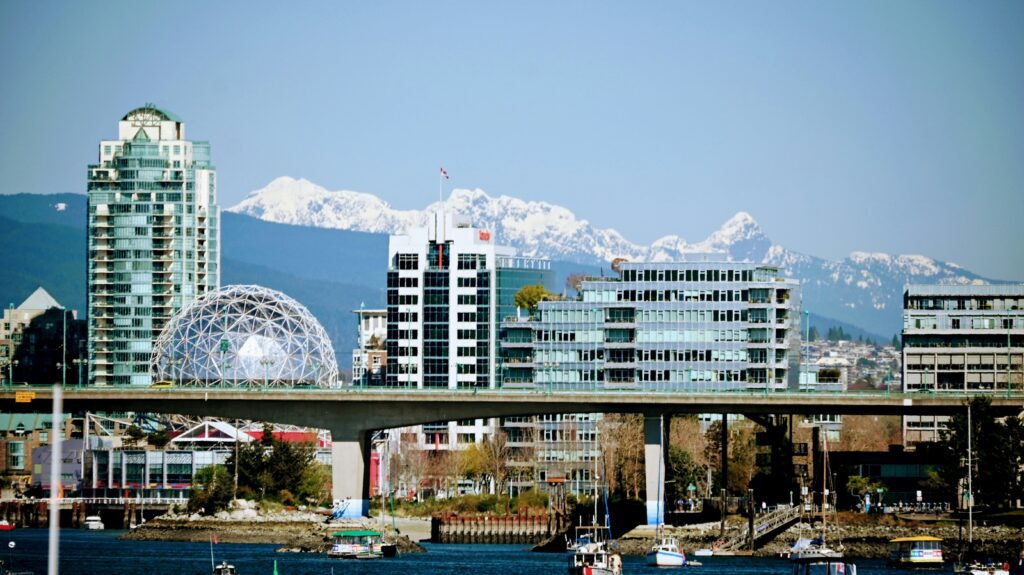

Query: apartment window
<box><xmin>7</xmin><ymin>441</ymin><xmax>24</xmax><ymax>470</ymax></box>
<box><xmin>396</xmin><ymin>254</ymin><xmax>419</xmax><ymax>270</ymax></box>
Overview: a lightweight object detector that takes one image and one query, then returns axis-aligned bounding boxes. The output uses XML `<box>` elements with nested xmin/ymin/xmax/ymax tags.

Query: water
<box><xmin>2</xmin><ymin>530</ymin><xmax>953</xmax><ymax>574</ymax></box>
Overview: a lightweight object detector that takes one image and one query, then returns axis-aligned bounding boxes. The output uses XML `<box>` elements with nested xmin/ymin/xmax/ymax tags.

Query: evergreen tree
<box><xmin>808</xmin><ymin>326</ymin><xmax>819</xmax><ymax>342</ymax></box>
<box><xmin>891</xmin><ymin>334</ymin><xmax>901</xmax><ymax>350</ymax></box>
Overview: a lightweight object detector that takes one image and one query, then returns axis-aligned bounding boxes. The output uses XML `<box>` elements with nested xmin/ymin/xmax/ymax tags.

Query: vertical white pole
<box><xmin>967</xmin><ymin>403</ymin><xmax>973</xmax><ymax>544</ymax></box>
<box><xmin>48</xmin><ymin>385</ymin><xmax>63</xmax><ymax>575</ymax></box>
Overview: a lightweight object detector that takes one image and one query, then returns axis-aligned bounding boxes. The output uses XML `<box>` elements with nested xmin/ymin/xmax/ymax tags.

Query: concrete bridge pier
<box><xmin>643</xmin><ymin>414</ymin><xmax>669</xmax><ymax>525</ymax></box>
<box><xmin>331</xmin><ymin>429</ymin><xmax>370</xmax><ymax>518</ymax></box>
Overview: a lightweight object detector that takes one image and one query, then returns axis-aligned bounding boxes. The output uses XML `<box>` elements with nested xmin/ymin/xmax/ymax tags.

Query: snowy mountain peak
<box><xmin>227</xmin><ymin>176</ymin><xmax>998</xmax><ymax>337</ymax></box>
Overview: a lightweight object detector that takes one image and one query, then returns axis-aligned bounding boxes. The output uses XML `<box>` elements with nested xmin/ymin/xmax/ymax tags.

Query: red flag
<box><xmin>213</xmin><ymin>533</ymin><xmax>218</xmax><ymax>544</ymax></box>
<box><xmin>434</xmin><ymin>433</ymin><xmax>440</xmax><ymax>451</ymax></box>
<box><xmin>440</xmin><ymin>167</ymin><xmax>449</xmax><ymax>179</ymax></box>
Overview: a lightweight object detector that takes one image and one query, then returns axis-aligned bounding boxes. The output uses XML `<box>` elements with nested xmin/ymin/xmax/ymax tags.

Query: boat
<box><xmin>568</xmin><ymin>540</ymin><xmax>623</xmax><ymax>575</ymax></box>
<box><xmin>958</xmin><ymin>562</ymin><xmax>1009</xmax><ymax>575</ymax></box>
<box><xmin>645</xmin><ymin>417</ymin><xmax>686</xmax><ymax>567</ymax></box>
<box><xmin>328</xmin><ymin>529</ymin><xmax>384</xmax><ymax>559</ymax></box>
<box><xmin>646</xmin><ymin>536</ymin><xmax>686</xmax><ymax>567</ymax></box>
<box><xmin>0</xmin><ymin>520</ymin><xmax>14</xmax><ymax>531</ymax></box>
<box><xmin>888</xmin><ymin>536</ymin><xmax>943</xmax><ymax>568</ymax></box>
<box><xmin>790</xmin><ymin>431</ymin><xmax>850</xmax><ymax>569</ymax></box>
<box><xmin>211</xmin><ymin>560</ymin><xmax>237</xmax><ymax>575</ymax></box>
<box><xmin>83</xmin><ymin>515</ymin><xmax>105</xmax><ymax>530</ymax></box>
<box><xmin>692</xmin><ymin>548</ymin><xmax>714</xmax><ymax>557</ymax></box>
<box><xmin>790</xmin><ymin>554</ymin><xmax>858</xmax><ymax>575</ymax></box>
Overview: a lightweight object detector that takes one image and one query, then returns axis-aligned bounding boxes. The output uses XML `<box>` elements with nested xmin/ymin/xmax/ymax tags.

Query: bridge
<box><xmin>3</xmin><ymin>386</ymin><xmax>1021</xmax><ymax>521</ymax></box>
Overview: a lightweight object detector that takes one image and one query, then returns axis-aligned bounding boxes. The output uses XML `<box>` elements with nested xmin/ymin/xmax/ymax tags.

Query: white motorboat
<box><xmin>83</xmin><ymin>515</ymin><xmax>104</xmax><ymax>530</ymax></box>
<box><xmin>568</xmin><ymin>540</ymin><xmax>623</xmax><ymax>575</ymax></box>
<box><xmin>646</xmin><ymin>536</ymin><xmax>686</xmax><ymax>567</ymax></box>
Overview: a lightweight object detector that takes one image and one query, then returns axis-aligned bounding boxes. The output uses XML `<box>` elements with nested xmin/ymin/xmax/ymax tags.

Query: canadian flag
<box><xmin>440</xmin><ymin>167</ymin><xmax>449</xmax><ymax>179</ymax></box>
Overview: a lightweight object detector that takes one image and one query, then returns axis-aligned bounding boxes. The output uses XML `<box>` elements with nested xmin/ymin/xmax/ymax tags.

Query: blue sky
<box><xmin>1</xmin><ymin>1</ymin><xmax>1022</xmax><ymax>279</ymax></box>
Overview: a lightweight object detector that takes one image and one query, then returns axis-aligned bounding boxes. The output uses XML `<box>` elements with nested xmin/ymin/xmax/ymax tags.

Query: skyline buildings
<box><xmin>86</xmin><ymin>106</ymin><xmax>220</xmax><ymax>386</ymax></box>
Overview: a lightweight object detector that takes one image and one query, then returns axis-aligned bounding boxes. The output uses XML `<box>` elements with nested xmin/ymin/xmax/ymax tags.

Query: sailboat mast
<box><xmin>822</xmin><ymin>429</ymin><xmax>827</xmax><ymax>547</ymax></box>
<box><xmin>967</xmin><ymin>403</ymin><xmax>973</xmax><ymax>544</ymax></box>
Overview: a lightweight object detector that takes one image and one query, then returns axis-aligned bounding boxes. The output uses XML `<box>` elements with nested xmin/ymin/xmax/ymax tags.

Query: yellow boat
<box><xmin>888</xmin><ymin>536</ymin><xmax>943</xmax><ymax>568</ymax></box>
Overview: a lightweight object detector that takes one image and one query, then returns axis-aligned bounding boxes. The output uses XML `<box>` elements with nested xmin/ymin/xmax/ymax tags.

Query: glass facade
<box><xmin>500</xmin><ymin>258</ymin><xmax>801</xmax><ymax>392</ymax></box>
<box><xmin>87</xmin><ymin>106</ymin><xmax>219</xmax><ymax>386</ymax></box>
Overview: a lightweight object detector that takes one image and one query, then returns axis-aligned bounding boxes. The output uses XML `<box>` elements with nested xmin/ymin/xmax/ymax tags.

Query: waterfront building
<box><xmin>87</xmin><ymin>105</ymin><xmax>219</xmax><ymax>386</ymax></box>
<box><xmin>501</xmin><ymin>257</ymin><xmax>802</xmax><ymax>393</ymax></box>
<box><xmin>500</xmin><ymin>256</ymin><xmax>801</xmax><ymax>496</ymax></box>
<box><xmin>901</xmin><ymin>284</ymin><xmax>1024</xmax><ymax>443</ymax></box>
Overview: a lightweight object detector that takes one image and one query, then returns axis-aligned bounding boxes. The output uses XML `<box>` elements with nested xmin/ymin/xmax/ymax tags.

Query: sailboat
<box><xmin>646</xmin><ymin>417</ymin><xmax>686</xmax><ymax>567</ymax></box>
<box><xmin>789</xmin><ymin>429</ymin><xmax>857</xmax><ymax>575</ymax></box>
<box><xmin>568</xmin><ymin>457</ymin><xmax>622</xmax><ymax>575</ymax></box>
<box><xmin>953</xmin><ymin>403</ymin><xmax>1010</xmax><ymax>575</ymax></box>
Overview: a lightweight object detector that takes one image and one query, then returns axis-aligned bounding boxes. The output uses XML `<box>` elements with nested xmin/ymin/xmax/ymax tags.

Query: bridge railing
<box><xmin>4</xmin><ymin>383</ymin><xmax>1024</xmax><ymax>401</ymax></box>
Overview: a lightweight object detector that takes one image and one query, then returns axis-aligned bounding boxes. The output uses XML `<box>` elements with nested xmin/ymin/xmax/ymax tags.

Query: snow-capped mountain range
<box><xmin>230</xmin><ymin>176</ymin><xmax>998</xmax><ymax>337</ymax></box>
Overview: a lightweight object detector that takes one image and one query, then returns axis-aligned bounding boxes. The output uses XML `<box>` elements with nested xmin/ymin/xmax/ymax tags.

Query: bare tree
<box><xmin>482</xmin><ymin>430</ymin><xmax>512</xmax><ymax>495</ymax></box>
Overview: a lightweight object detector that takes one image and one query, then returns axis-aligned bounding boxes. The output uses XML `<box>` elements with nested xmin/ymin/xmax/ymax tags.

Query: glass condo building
<box><xmin>501</xmin><ymin>258</ymin><xmax>802</xmax><ymax>392</ymax></box>
<box><xmin>87</xmin><ymin>105</ymin><xmax>219</xmax><ymax>386</ymax></box>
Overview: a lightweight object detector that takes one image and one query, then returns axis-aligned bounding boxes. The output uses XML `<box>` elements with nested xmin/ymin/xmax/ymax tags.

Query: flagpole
<box><xmin>210</xmin><ymin>534</ymin><xmax>215</xmax><ymax>571</ymax></box>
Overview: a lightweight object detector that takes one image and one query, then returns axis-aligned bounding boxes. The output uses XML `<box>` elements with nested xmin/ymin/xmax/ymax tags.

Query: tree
<box><xmin>936</xmin><ymin>397</ymin><xmax>1024</xmax><ymax>509</ymax></box>
<box><xmin>565</xmin><ymin>273</ymin><xmax>588</xmax><ymax>298</ymax></box>
<box><xmin>891</xmin><ymin>334</ymin><xmax>901</xmax><ymax>350</ymax></box>
<box><xmin>481</xmin><ymin>431</ymin><xmax>511</xmax><ymax>495</ymax></box>
<box><xmin>228</xmin><ymin>439</ymin><xmax>269</xmax><ymax>498</ymax></box>
<box><xmin>147</xmin><ymin>429</ymin><xmax>170</xmax><ymax>449</ymax></box>
<box><xmin>514</xmin><ymin>284</ymin><xmax>554</xmax><ymax>315</ymax></box>
<box><xmin>808</xmin><ymin>326</ymin><xmax>820</xmax><ymax>342</ymax></box>
<box><xmin>704</xmin><ymin>418</ymin><xmax>757</xmax><ymax>495</ymax></box>
<box><xmin>598</xmin><ymin>413</ymin><xmax>645</xmax><ymax>499</ymax></box>
<box><xmin>268</xmin><ymin>440</ymin><xmax>317</xmax><ymax>496</ymax></box>
<box><xmin>188</xmin><ymin>465</ymin><xmax>232</xmax><ymax>515</ymax></box>
<box><xmin>123</xmin><ymin>425</ymin><xmax>147</xmax><ymax>448</ymax></box>
<box><xmin>847</xmin><ymin>475</ymin><xmax>885</xmax><ymax>510</ymax></box>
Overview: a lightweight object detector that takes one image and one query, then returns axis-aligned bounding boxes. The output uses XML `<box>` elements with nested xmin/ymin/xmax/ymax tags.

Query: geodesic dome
<box><xmin>151</xmin><ymin>285</ymin><xmax>339</xmax><ymax>388</ymax></box>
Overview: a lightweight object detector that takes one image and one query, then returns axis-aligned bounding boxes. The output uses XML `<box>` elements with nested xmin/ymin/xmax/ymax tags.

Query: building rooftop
<box><xmin>17</xmin><ymin>287</ymin><xmax>60</xmax><ymax>311</ymax></box>
<box><xmin>905</xmin><ymin>284</ymin><xmax>1024</xmax><ymax>297</ymax></box>
<box><xmin>121</xmin><ymin>104</ymin><xmax>182</xmax><ymax>123</ymax></box>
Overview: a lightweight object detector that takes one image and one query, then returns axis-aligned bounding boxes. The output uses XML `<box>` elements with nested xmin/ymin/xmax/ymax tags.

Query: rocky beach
<box><xmin>120</xmin><ymin>500</ymin><xmax>427</xmax><ymax>554</ymax></box>
<box><xmin>616</xmin><ymin>513</ymin><xmax>1024</xmax><ymax>559</ymax></box>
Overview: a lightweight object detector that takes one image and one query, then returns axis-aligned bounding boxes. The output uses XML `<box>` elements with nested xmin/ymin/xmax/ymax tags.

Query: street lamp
<box><xmin>73</xmin><ymin>358</ymin><xmax>88</xmax><ymax>389</ymax></box>
<box><xmin>259</xmin><ymin>356</ymin><xmax>275</xmax><ymax>389</ymax></box>
<box><xmin>8</xmin><ymin>360</ymin><xmax>17</xmax><ymax>387</ymax></box>
<box><xmin>59</xmin><ymin>306</ymin><xmax>67</xmax><ymax>387</ymax></box>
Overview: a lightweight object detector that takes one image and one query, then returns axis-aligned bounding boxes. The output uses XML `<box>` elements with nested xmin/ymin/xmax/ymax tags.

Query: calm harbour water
<box><xmin>3</xmin><ymin>529</ymin><xmax>953</xmax><ymax>575</ymax></box>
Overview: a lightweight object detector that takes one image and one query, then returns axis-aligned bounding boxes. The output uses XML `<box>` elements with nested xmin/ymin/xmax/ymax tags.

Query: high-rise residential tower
<box><xmin>384</xmin><ymin>212</ymin><xmax>551</xmax><ymax>389</ymax></box>
<box><xmin>87</xmin><ymin>105</ymin><xmax>219</xmax><ymax>386</ymax></box>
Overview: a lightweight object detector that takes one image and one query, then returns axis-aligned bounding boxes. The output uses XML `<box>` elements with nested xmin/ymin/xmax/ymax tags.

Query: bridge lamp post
<box><xmin>59</xmin><ymin>306</ymin><xmax>67</xmax><ymax>387</ymax></box>
<box><xmin>259</xmin><ymin>356</ymin><xmax>274</xmax><ymax>390</ymax></box>
<box><xmin>73</xmin><ymin>357</ymin><xmax>87</xmax><ymax>389</ymax></box>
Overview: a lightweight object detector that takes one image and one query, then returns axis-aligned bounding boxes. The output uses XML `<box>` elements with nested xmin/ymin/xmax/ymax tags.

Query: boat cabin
<box><xmin>888</xmin><ymin>536</ymin><xmax>943</xmax><ymax>567</ymax></box>
<box><xmin>328</xmin><ymin>529</ymin><xmax>383</xmax><ymax>559</ymax></box>
<box><xmin>211</xmin><ymin>561</ymin><xmax>237</xmax><ymax>575</ymax></box>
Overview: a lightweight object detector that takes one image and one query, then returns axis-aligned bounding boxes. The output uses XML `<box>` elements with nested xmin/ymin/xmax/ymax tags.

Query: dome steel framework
<box><xmin>151</xmin><ymin>285</ymin><xmax>339</xmax><ymax>388</ymax></box>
